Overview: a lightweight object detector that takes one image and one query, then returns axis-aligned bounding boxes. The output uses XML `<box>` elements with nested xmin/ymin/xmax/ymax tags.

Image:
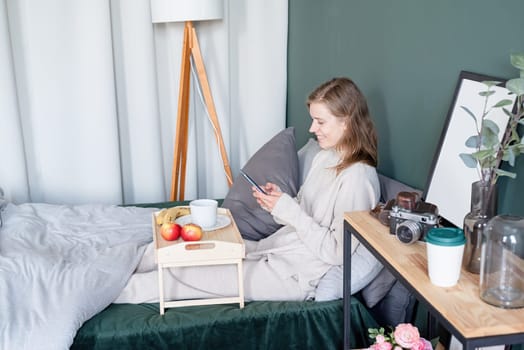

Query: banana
<box><xmin>155</xmin><ymin>206</ymin><xmax>190</xmax><ymax>225</ymax></box>
<box><xmin>177</xmin><ymin>207</ymin><xmax>190</xmax><ymax>217</ymax></box>
<box><xmin>155</xmin><ymin>210</ymin><xmax>168</xmax><ymax>225</ymax></box>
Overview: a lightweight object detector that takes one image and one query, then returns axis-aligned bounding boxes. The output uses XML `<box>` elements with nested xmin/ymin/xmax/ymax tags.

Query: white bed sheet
<box><xmin>0</xmin><ymin>202</ymin><xmax>155</xmax><ymax>350</ymax></box>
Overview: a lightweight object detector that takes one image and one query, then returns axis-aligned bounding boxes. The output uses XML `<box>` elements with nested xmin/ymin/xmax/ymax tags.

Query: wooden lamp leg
<box><xmin>171</xmin><ymin>22</ymin><xmax>192</xmax><ymax>201</ymax></box>
<box><xmin>170</xmin><ymin>21</ymin><xmax>233</xmax><ymax>201</ymax></box>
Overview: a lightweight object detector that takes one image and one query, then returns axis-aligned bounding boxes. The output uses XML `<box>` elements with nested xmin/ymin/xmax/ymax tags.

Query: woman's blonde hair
<box><xmin>307</xmin><ymin>77</ymin><xmax>378</xmax><ymax>172</ymax></box>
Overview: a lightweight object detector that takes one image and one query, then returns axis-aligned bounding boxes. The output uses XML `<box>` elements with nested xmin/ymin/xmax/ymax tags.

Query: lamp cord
<box><xmin>189</xmin><ymin>58</ymin><xmax>234</xmax><ymax>186</ymax></box>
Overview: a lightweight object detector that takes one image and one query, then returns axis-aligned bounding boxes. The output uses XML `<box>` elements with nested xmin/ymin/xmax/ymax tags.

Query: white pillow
<box><xmin>297</xmin><ymin>138</ymin><xmax>321</xmax><ymax>185</ymax></box>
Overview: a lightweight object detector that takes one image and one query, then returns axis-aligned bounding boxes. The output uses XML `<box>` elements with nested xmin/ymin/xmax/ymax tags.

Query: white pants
<box><xmin>115</xmin><ymin>240</ymin><xmax>381</xmax><ymax>304</ymax></box>
<box><xmin>115</xmin><ymin>241</ymin><xmax>310</xmax><ymax>303</ymax></box>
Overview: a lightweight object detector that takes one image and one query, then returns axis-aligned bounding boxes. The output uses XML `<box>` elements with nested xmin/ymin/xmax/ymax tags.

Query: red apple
<box><xmin>160</xmin><ymin>222</ymin><xmax>181</xmax><ymax>241</ymax></box>
<box><xmin>181</xmin><ymin>223</ymin><xmax>203</xmax><ymax>241</ymax></box>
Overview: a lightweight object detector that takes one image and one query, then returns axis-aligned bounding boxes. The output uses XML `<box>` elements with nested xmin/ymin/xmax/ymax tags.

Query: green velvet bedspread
<box><xmin>73</xmin><ymin>299</ymin><xmax>377</xmax><ymax>349</ymax></box>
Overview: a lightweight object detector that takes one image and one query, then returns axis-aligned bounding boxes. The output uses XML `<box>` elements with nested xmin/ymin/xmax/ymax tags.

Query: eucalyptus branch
<box><xmin>460</xmin><ymin>53</ymin><xmax>524</xmax><ymax>191</ymax></box>
<box><xmin>491</xmin><ymin>119</ymin><xmax>512</xmax><ymax>184</ymax></box>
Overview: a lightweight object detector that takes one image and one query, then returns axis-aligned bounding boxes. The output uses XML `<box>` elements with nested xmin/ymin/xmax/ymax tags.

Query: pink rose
<box><xmin>411</xmin><ymin>339</ymin><xmax>426</xmax><ymax>350</ymax></box>
<box><xmin>372</xmin><ymin>341</ymin><xmax>393</xmax><ymax>350</ymax></box>
<box><xmin>410</xmin><ymin>338</ymin><xmax>433</xmax><ymax>350</ymax></box>
<box><xmin>393</xmin><ymin>323</ymin><xmax>420</xmax><ymax>348</ymax></box>
<box><xmin>376</xmin><ymin>335</ymin><xmax>386</xmax><ymax>343</ymax></box>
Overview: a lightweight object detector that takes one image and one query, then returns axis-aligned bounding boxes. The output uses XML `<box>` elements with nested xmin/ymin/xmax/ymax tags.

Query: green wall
<box><xmin>287</xmin><ymin>0</ymin><xmax>524</xmax><ymax>216</ymax></box>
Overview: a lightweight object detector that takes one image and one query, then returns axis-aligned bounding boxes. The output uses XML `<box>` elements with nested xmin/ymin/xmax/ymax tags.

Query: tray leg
<box><xmin>237</xmin><ymin>260</ymin><xmax>244</xmax><ymax>308</ymax></box>
<box><xmin>158</xmin><ymin>265</ymin><xmax>165</xmax><ymax>315</ymax></box>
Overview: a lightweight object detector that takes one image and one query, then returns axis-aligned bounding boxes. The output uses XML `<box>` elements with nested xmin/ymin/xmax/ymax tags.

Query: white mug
<box><xmin>189</xmin><ymin>199</ymin><xmax>218</xmax><ymax>228</ymax></box>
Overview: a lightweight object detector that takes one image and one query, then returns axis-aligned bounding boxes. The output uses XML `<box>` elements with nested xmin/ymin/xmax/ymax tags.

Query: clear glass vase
<box><xmin>462</xmin><ymin>181</ymin><xmax>497</xmax><ymax>274</ymax></box>
<box><xmin>480</xmin><ymin>215</ymin><xmax>524</xmax><ymax>309</ymax></box>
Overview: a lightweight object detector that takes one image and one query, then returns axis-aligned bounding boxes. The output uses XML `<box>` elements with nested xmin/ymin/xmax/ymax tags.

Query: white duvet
<box><xmin>0</xmin><ymin>202</ymin><xmax>156</xmax><ymax>350</ymax></box>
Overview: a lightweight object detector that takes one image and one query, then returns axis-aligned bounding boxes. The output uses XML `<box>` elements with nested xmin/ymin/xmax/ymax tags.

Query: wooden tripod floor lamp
<box><xmin>151</xmin><ymin>0</ymin><xmax>233</xmax><ymax>201</ymax></box>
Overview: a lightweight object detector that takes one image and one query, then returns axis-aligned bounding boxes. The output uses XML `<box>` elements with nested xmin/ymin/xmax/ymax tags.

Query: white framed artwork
<box><xmin>424</xmin><ymin>71</ymin><xmax>517</xmax><ymax>227</ymax></box>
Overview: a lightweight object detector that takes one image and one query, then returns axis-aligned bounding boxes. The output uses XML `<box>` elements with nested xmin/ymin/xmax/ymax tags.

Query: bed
<box><xmin>70</xmin><ymin>199</ymin><xmax>385</xmax><ymax>350</ymax></box>
<box><xmin>1</xmin><ymin>129</ymin><xmax>417</xmax><ymax>349</ymax></box>
<box><xmin>0</xmin><ymin>198</ymin><xmax>383</xmax><ymax>350</ymax></box>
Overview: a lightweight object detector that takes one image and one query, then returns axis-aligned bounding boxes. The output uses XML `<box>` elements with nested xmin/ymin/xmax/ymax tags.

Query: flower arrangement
<box><xmin>367</xmin><ymin>323</ymin><xmax>435</xmax><ymax>350</ymax></box>
<box><xmin>459</xmin><ymin>53</ymin><xmax>524</xmax><ymax>189</ymax></box>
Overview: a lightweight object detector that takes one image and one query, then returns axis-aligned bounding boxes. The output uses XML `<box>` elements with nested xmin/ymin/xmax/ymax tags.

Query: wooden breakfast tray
<box><xmin>152</xmin><ymin>207</ymin><xmax>246</xmax><ymax>313</ymax></box>
<box><xmin>152</xmin><ymin>207</ymin><xmax>245</xmax><ymax>264</ymax></box>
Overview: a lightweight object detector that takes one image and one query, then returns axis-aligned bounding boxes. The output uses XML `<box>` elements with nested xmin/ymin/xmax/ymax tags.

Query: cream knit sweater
<box><xmin>247</xmin><ymin>148</ymin><xmax>380</xmax><ymax>295</ymax></box>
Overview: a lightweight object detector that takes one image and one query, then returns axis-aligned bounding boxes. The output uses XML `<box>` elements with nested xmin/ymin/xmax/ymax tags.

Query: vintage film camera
<box><xmin>371</xmin><ymin>191</ymin><xmax>439</xmax><ymax>244</ymax></box>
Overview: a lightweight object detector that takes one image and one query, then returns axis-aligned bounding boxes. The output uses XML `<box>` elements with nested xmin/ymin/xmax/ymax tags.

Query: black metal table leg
<box><xmin>343</xmin><ymin>220</ymin><xmax>352</xmax><ymax>350</ymax></box>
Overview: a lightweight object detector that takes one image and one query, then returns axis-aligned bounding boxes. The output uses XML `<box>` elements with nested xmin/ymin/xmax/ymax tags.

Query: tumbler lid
<box><xmin>426</xmin><ymin>227</ymin><xmax>466</xmax><ymax>246</ymax></box>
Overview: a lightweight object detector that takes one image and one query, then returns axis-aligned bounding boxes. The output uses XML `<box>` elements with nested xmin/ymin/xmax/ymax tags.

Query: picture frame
<box><xmin>423</xmin><ymin>71</ymin><xmax>516</xmax><ymax>227</ymax></box>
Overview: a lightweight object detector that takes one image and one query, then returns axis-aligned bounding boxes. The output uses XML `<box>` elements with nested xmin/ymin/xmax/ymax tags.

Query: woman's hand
<box><xmin>252</xmin><ymin>182</ymin><xmax>282</xmax><ymax>212</ymax></box>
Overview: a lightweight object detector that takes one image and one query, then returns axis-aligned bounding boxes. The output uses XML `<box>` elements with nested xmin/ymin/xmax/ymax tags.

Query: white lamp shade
<box><xmin>150</xmin><ymin>0</ymin><xmax>223</xmax><ymax>23</ymax></box>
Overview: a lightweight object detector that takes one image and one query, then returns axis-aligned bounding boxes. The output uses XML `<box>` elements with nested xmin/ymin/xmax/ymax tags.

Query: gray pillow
<box><xmin>378</xmin><ymin>173</ymin><xmax>423</xmax><ymax>203</ymax></box>
<box><xmin>222</xmin><ymin>127</ymin><xmax>299</xmax><ymax>241</ymax></box>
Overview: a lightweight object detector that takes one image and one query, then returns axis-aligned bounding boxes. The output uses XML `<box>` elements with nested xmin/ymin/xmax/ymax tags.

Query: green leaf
<box><xmin>482</xmin><ymin>119</ymin><xmax>500</xmax><ymax>135</ymax></box>
<box><xmin>481</xmin><ymin>125</ymin><xmax>499</xmax><ymax>148</ymax></box>
<box><xmin>503</xmin><ymin>107</ymin><xmax>514</xmax><ymax>118</ymax></box>
<box><xmin>482</xmin><ymin>80</ymin><xmax>501</xmax><ymax>88</ymax></box>
<box><xmin>472</xmin><ymin>148</ymin><xmax>497</xmax><ymax>162</ymax></box>
<box><xmin>507</xmin><ymin>147</ymin><xmax>516</xmax><ymax>166</ymax></box>
<box><xmin>460</xmin><ymin>106</ymin><xmax>478</xmax><ymax>123</ymax></box>
<box><xmin>479</xmin><ymin>90</ymin><xmax>496</xmax><ymax>97</ymax></box>
<box><xmin>510</xmin><ymin>53</ymin><xmax>524</xmax><ymax>71</ymax></box>
<box><xmin>506</xmin><ymin>78</ymin><xmax>524</xmax><ymax>96</ymax></box>
<box><xmin>459</xmin><ymin>153</ymin><xmax>478</xmax><ymax>168</ymax></box>
<box><xmin>492</xmin><ymin>99</ymin><xmax>514</xmax><ymax>108</ymax></box>
<box><xmin>495</xmin><ymin>168</ymin><xmax>517</xmax><ymax>179</ymax></box>
<box><xmin>465</xmin><ymin>135</ymin><xmax>480</xmax><ymax>148</ymax></box>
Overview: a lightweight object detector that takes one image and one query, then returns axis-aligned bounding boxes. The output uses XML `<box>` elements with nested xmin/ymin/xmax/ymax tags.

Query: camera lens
<box><xmin>396</xmin><ymin>220</ymin><xmax>422</xmax><ymax>244</ymax></box>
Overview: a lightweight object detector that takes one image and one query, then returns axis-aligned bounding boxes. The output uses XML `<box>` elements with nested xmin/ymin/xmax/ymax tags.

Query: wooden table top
<box><xmin>345</xmin><ymin>211</ymin><xmax>524</xmax><ymax>339</ymax></box>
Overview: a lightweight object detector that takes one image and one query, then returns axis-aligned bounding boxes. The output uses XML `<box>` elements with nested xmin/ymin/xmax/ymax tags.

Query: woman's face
<box><xmin>308</xmin><ymin>101</ymin><xmax>347</xmax><ymax>150</ymax></box>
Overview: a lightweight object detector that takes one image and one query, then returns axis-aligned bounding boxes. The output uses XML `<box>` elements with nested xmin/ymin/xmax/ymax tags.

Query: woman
<box><xmin>115</xmin><ymin>77</ymin><xmax>380</xmax><ymax>303</ymax></box>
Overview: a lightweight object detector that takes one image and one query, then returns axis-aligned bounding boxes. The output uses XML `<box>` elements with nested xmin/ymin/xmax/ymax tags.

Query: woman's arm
<box><xmin>271</xmin><ymin>165</ymin><xmax>379</xmax><ymax>265</ymax></box>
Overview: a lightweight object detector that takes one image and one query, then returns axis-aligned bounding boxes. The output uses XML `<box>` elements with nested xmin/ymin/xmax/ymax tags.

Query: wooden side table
<box><xmin>343</xmin><ymin>211</ymin><xmax>524</xmax><ymax>350</ymax></box>
<box><xmin>153</xmin><ymin>207</ymin><xmax>245</xmax><ymax>315</ymax></box>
